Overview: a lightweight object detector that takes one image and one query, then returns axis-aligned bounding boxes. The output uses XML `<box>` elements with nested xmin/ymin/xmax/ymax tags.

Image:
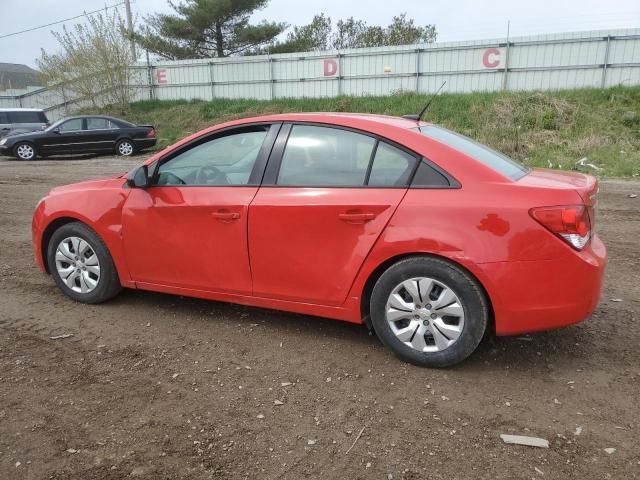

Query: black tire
<box><xmin>46</xmin><ymin>222</ymin><xmax>122</xmax><ymax>304</ymax></box>
<box><xmin>13</xmin><ymin>142</ymin><xmax>37</xmax><ymax>160</ymax></box>
<box><xmin>370</xmin><ymin>257</ymin><xmax>488</xmax><ymax>368</ymax></box>
<box><xmin>115</xmin><ymin>139</ymin><xmax>135</xmax><ymax>156</ymax></box>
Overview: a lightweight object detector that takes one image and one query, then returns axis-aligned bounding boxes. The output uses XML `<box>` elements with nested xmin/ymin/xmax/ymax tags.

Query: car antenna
<box><xmin>402</xmin><ymin>81</ymin><xmax>447</xmax><ymax>122</ymax></box>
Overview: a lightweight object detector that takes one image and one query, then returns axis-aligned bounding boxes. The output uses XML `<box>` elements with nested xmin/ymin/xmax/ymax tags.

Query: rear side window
<box><xmin>368</xmin><ymin>142</ymin><xmax>417</xmax><ymax>187</ymax></box>
<box><xmin>277</xmin><ymin>125</ymin><xmax>375</xmax><ymax>186</ymax></box>
<box><xmin>87</xmin><ymin>118</ymin><xmax>115</xmax><ymax>130</ymax></box>
<box><xmin>416</xmin><ymin>126</ymin><xmax>528</xmax><ymax>180</ymax></box>
<box><xmin>8</xmin><ymin>111</ymin><xmax>43</xmax><ymax>124</ymax></box>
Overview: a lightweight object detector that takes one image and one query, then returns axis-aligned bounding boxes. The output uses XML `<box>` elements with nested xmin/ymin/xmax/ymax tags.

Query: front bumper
<box><xmin>0</xmin><ymin>144</ymin><xmax>11</xmax><ymax>157</ymax></box>
<box><xmin>480</xmin><ymin>235</ymin><xmax>607</xmax><ymax>336</ymax></box>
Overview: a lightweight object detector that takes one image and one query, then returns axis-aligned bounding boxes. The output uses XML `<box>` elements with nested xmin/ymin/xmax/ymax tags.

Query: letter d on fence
<box><xmin>323</xmin><ymin>59</ymin><xmax>338</xmax><ymax>77</ymax></box>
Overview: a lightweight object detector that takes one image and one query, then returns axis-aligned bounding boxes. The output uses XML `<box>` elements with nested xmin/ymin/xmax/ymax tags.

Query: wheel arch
<box><xmin>359</xmin><ymin>252</ymin><xmax>496</xmax><ymax>332</ymax></box>
<box><xmin>41</xmin><ymin>216</ymin><xmax>87</xmax><ymax>273</ymax></box>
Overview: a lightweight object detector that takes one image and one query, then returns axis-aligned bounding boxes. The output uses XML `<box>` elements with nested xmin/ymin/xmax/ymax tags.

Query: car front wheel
<box><xmin>116</xmin><ymin>139</ymin><xmax>135</xmax><ymax>156</ymax></box>
<box><xmin>370</xmin><ymin>257</ymin><xmax>488</xmax><ymax>368</ymax></box>
<box><xmin>47</xmin><ymin>222</ymin><xmax>122</xmax><ymax>303</ymax></box>
<box><xmin>14</xmin><ymin>142</ymin><xmax>37</xmax><ymax>160</ymax></box>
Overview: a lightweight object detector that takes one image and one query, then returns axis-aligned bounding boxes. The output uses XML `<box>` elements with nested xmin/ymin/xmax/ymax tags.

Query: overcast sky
<box><xmin>1</xmin><ymin>0</ymin><xmax>639</xmax><ymax>67</ymax></box>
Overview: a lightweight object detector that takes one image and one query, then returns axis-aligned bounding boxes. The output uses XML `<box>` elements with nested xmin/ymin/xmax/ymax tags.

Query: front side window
<box><xmin>415</xmin><ymin>126</ymin><xmax>528</xmax><ymax>180</ymax></box>
<box><xmin>277</xmin><ymin>125</ymin><xmax>376</xmax><ymax>186</ymax></box>
<box><xmin>87</xmin><ymin>118</ymin><xmax>114</xmax><ymax>130</ymax></box>
<box><xmin>156</xmin><ymin>128</ymin><xmax>268</xmax><ymax>186</ymax></box>
<box><xmin>58</xmin><ymin>118</ymin><xmax>83</xmax><ymax>132</ymax></box>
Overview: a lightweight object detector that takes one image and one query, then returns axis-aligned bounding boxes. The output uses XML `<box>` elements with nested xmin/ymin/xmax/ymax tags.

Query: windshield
<box><xmin>415</xmin><ymin>126</ymin><xmax>529</xmax><ymax>180</ymax></box>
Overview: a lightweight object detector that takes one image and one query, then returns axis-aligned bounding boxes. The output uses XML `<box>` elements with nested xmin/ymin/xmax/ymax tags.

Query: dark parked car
<box><xmin>0</xmin><ymin>115</ymin><xmax>156</xmax><ymax>160</ymax></box>
<box><xmin>0</xmin><ymin>108</ymin><xmax>49</xmax><ymax>137</ymax></box>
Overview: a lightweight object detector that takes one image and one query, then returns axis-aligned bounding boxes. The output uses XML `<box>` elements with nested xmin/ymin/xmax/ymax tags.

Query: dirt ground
<box><xmin>0</xmin><ymin>153</ymin><xmax>638</xmax><ymax>480</ymax></box>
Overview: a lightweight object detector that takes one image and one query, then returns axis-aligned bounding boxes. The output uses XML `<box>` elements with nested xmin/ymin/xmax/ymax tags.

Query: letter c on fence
<box><xmin>323</xmin><ymin>59</ymin><xmax>338</xmax><ymax>77</ymax></box>
<box><xmin>156</xmin><ymin>69</ymin><xmax>168</xmax><ymax>84</ymax></box>
<box><xmin>482</xmin><ymin>48</ymin><xmax>501</xmax><ymax>69</ymax></box>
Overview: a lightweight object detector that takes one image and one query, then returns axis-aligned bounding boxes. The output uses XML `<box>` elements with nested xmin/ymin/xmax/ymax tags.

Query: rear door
<box><xmin>248</xmin><ymin>123</ymin><xmax>419</xmax><ymax>306</ymax></box>
<box><xmin>82</xmin><ymin>117</ymin><xmax>118</xmax><ymax>152</ymax></box>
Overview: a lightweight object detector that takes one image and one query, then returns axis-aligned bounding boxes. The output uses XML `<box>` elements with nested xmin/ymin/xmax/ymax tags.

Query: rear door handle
<box><xmin>212</xmin><ymin>210</ymin><xmax>240</xmax><ymax>221</ymax></box>
<box><xmin>338</xmin><ymin>211</ymin><xmax>377</xmax><ymax>224</ymax></box>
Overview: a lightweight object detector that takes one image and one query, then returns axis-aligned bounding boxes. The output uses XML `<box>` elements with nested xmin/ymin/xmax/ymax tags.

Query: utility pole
<box><xmin>124</xmin><ymin>0</ymin><xmax>137</xmax><ymax>60</ymax></box>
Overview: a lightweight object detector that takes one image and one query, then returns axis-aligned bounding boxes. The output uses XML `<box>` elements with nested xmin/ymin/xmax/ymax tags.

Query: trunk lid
<box><xmin>518</xmin><ymin>168</ymin><xmax>598</xmax><ymax>206</ymax></box>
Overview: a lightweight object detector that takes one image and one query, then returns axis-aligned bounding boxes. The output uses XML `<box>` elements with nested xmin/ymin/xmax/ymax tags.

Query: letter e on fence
<box><xmin>481</xmin><ymin>48</ymin><xmax>502</xmax><ymax>69</ymax></box>
<box><xmin>323</xmin><ymin>59</ymin><xmax>338</xmax><ymax>77</ymax></box>
<box><xmin>156</xmin><ymin>69</ymin><xmax>168</xmax><ymax>84</ymax></box>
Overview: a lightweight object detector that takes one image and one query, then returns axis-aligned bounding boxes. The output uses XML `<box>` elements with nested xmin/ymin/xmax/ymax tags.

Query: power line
<box><xmin>0</xmin><ymin>2</ymin><xmax>127</xmax><ymax>40</ymax></box>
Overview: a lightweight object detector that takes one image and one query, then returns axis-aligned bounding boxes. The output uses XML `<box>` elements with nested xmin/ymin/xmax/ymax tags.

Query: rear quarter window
<box><xmin>416</xmin><ymin>126</ymin><xmax>528</xmax><ymax>180</ymax></box>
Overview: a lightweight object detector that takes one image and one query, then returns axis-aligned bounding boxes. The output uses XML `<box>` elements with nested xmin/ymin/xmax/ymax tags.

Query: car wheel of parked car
<box><xmin>14</xmin><ymin>142</ymin><xmax>37</xmax><ymax>160</ymax></box>
<box><xmin>116</xmin><ymin>139</ymin><xmax>135</xmax><ymax>156</ymax></box>
<box><xmin>47</xmin><ymin>222</ymin><xmax>122</xmax><ymax>304</ymax></box>
<box><xmin>370</xmin><ymin>257</ymin><xmax>488</xmax><ymax>368</ymax></box>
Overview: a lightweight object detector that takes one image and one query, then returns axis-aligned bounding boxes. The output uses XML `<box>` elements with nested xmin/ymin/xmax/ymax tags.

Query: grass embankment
<box><xmin>98</xmin><ymin>87</ymin><xmax>639</xmax><ymax>177</ymax></box>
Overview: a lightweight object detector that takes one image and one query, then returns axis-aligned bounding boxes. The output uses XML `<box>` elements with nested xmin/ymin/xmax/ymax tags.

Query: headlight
<box><xmin>0</xmin><ymin>138</ymin><xmax>7</xmax><ymax>146</ymax></box>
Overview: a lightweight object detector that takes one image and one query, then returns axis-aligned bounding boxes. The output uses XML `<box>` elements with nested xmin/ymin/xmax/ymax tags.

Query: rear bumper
<box><xmin>133</xmin><ymin>138</ymin><xmax>157</xmax><ymax>150</ymax></box>
<box><xmin>480</xmin><ymin>235</ymin><xmax>607</xmax><ymax>336</ymax></box>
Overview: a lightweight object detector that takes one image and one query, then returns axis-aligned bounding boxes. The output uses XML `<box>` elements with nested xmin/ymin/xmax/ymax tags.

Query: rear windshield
<box><xmin>415</xmin><ymin>126</ymin><xmax>529</xmax><ymax>180</ymax></box>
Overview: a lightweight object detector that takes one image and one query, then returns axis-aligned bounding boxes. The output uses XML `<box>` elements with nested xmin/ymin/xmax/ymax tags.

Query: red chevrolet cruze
<box><xmin>32</xmin><ymin>113</ymin><xmax>607</xmax><ymax>367</ymax></box>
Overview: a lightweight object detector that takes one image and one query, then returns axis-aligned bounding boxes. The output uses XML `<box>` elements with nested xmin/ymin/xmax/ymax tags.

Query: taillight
<box><xmin>146</xmin><ymin>128</ymin><xmax>156</xmax><ymax>138</ymax></box>
<box><xmin>530</xmin><ymin>205</ymin><xmax>591</xmax><ymax>250</ymax></box>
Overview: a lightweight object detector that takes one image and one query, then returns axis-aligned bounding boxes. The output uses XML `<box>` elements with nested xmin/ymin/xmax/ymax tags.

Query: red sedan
<box><xmin>32</xmin><ymin>113</ymin><xmax>606</xmax><ymax>367</ymax></box>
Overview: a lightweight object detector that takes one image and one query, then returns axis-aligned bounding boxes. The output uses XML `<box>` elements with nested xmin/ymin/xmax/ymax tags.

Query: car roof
<box><xmin>244</xmin><ymin>112</ymin><xmax>429</xmax><ymax>129</ymax></box>
<box><xmin>0</xmin><ymin>108</ymin><xmax>45</xmax><ymax>112</ymax></box>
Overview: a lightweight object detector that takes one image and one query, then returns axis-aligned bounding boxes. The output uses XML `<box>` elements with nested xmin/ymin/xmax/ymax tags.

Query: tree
<box><xmin>269</xmin><ymin>13</ymin><xmax>437</xmax><ymax>53</ymax></box>
<box><xmin>135</xmin><ymin>0</ymin><xmax>286</xmax><ymax>59</ymax></box>
<box><xmin>37</xmin><ymin>10</ymin><xmax>138</xmax><ymax>112</ymax></box>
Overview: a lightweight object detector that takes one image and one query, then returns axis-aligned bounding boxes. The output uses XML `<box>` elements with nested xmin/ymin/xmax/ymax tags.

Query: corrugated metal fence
<box><xmin>2</xmin><ymin>28</ymin><xmax>639</xmax><ymax>121</ymax></box>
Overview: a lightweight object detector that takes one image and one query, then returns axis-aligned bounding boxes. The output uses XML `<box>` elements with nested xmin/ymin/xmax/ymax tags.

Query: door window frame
<box><xmin>148</xmin><ymin>122</ymin><xmax>282</xmax><ymax>187</ymax></box>
<box><xmin>261</xmin><ymin>122</ymin><xmax>459</xmax><ymax>189</ymax></box>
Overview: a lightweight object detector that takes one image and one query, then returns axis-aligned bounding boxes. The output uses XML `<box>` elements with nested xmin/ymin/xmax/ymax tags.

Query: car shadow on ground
<box><xmin>108</xmin><ymin>287</ymin><xmax>587</xmax><ymax>371</ymax></box>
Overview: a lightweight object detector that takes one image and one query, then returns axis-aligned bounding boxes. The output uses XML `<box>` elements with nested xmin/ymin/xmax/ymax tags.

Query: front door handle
<box><xmin>338</xmin><ymin>211</ymin><xmax>377</xmax><ymax>224</ymax></box>
<box><xmin>212</xmin><ymin>210</ymin><xmax>240</xmax><ymax>222</ymax></box>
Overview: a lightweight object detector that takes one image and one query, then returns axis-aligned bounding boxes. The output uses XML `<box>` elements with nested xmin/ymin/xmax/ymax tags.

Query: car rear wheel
<box><xmin>14</xmin><ymin>142</ymin><xmax>37</xmax><ymax>160</ymax></box>
<box><xmin>370</xmin><ymin>257</ymin><xmax>488</xmax><ymax>367</ymax></box>
<box><xmin>116</xmin><ymin>139</ymin><xmax>135</xmax><ymax>156</ymax></box>
<box><xmin>47</xmin><ymin>222</ymin><xmax>122</xmax><ymax>304</ymax></box>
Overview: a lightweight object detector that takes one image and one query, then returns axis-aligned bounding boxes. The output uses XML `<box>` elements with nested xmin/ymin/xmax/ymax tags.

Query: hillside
<box><xmin>98</xmin><ymin>86</ymin><xmax>639</xmax><ymax>177</ymax></box>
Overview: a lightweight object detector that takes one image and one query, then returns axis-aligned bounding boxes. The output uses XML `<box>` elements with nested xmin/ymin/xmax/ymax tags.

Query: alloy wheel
<box><xmin>118</xmin><ymin>141</ymin><xmax>134</xmax><ymax>156</ymax></box>
<box><xmin>385</xmin><ymin>277</ymin><xmax>465</xmax><ymax>353</ymax></box>
<box><xmin>16</xmin><ymin>144</ymin><xmax>35</xmax><ymax>160</ymax></box>
<box><xmin>54</xmin><ymin>236</ymin><xmax>101</xmax><ymax>293</ymax></box>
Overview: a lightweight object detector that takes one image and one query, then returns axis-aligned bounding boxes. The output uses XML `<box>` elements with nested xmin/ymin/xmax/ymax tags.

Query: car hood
<box><xmin>3</xmin><ymin>129</ymin><xmax>46</xmax><ymax>141</ymax></box>
<box><xmin>49</xmin><ymin>175</ymin><xmax>126</xmax><ymax>195</ymax></box>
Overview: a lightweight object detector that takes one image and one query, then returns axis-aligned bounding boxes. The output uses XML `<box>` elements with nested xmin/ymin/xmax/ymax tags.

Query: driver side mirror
<box><xmin>52</xmin><ymin>127</ymin><xmax>60</xmax><ymax>134</ymax></box>
<box><xmin>127</xmin><ymin>165</ymin><xmax>150</xmax><ymax>188</ymax></box>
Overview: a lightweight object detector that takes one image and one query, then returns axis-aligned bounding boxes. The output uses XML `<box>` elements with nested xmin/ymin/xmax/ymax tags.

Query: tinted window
<box><xmin>87</xmin><ymin>118</ymin><xmax>115</xmax><ymax>130</ymax></box>
<box><xmin>278</xmin><ymin>125</ymin><xmax>375</xmax><ymax>186</ymax></box>
<box><xmin>157</xmin><ymin>128</ymin><xmax>268</xmax><ymax>186</ymax></box>
<box><xmin>0</xmin><ymin>112</ymin><xmax>8</xmax><ymax>124</ymax></box>
<box><xmin>9</xmin><ymin>111</ymin><xmax>43</xmax><ymax>124</ymax></box>
<box><xmin>411</xmin><ymin>161</ymin><xmax>451</xmax><ymax>187</ymax></box>
<box><xmin>416</xmin><ymin>126</ymin><xmax>528</xmax><ymax>180</ymax></box>
<box><xmin>368</xmin><ymin>142</ymin><xmax>417</xmax><ymax>187</ymax></box>
<box><xmin>59</xmin><ymin>118</ymin><xmax>83</xmax><ymax>132</ymax></box>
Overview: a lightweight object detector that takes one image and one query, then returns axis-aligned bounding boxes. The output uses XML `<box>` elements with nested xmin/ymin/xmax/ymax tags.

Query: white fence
<box><xmin>2</xmin><ymin>28</ymin><xmax>639</xmax><ymax>121</ymax></box>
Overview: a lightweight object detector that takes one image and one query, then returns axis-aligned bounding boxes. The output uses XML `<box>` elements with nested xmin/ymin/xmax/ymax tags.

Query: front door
<box><xmin>38</xmin><ymin>117</ymin><xmax>85</xmax><ymax>154</ymax></box>
<box><xmin>248</xmin><ymin>124</ymin><xmax>419</xmax><ymax>306</ymax></box>
<box><xmin>122</xmin><ymin>124</ymin><xmax>278</xmax><ymax>294</ymax></box>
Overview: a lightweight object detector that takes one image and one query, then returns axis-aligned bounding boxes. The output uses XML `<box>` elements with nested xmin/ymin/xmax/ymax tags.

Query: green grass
<box><xmin>91</xmin><ymin>86</ymin><xmax>640</xmax><ymax>177</ymax></box>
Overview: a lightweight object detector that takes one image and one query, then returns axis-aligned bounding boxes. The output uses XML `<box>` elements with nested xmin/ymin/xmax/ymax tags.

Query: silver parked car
<box><xmin>0</xmin><ymin>108</ymin><xmax>49</xmax><ymax>137</ymax></box>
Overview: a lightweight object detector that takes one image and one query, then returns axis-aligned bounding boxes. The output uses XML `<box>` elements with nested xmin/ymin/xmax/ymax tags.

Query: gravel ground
<box><xmin>0</xmin><ymin>153</ymin><xmax>638</xmax><ymax>480</ymax></box>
